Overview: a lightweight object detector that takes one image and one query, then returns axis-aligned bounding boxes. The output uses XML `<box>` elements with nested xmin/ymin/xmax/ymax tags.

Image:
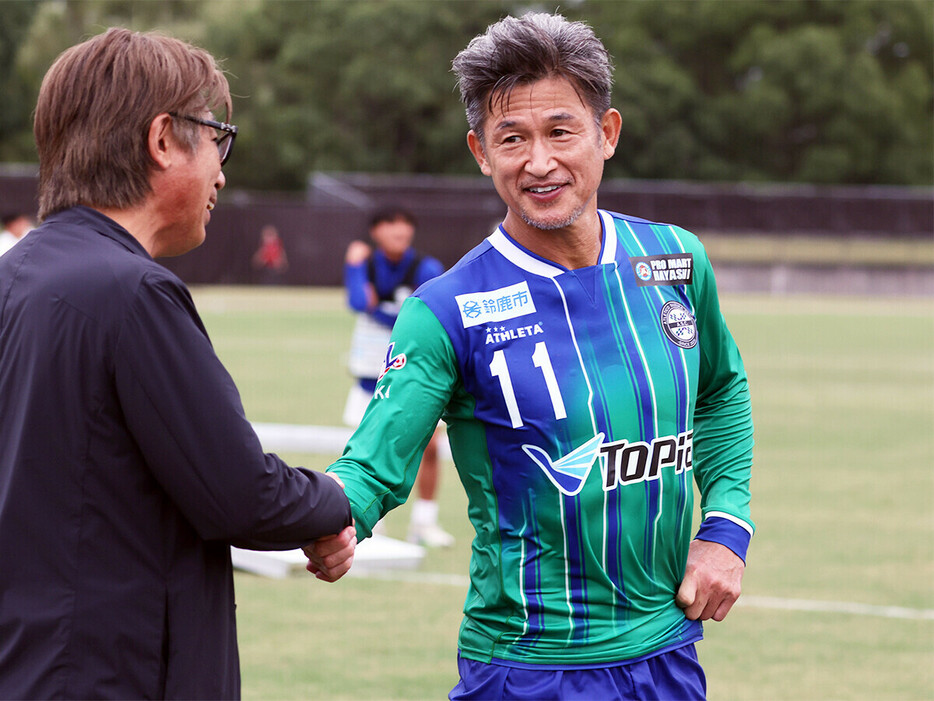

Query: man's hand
<box><xmin>345</xmin><ymin>240</ymin><xmax>372</xmax><ymax>265</ymax></box>
<box><xmin>675</xmin><ymin>539</ymin><xmax>745</xmax><ymax>621</ymax></box>
<box><xmin>303</xmin><ymin>472</ymin><xmax>354</xmax><ymax>582</ymax></box>
<box><xmin>303</xmin><ymin>524</ymin><xmax>356</xmax><ymax>582</ymax></box>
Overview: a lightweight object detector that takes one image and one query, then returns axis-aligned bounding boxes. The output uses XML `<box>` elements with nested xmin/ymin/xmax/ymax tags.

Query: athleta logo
<box><xmin>455</xmin><ymin>281</ymin><xmax>537</xmax><ymax>328</ymax></box>
<box><xmin>525</xmin><ymin>431</ymin><xmax>692</xmax><ymax>496</ymax></box>
<box><xmin>377</xmin><ymin>342</ymin><xmax>406</xmax><ymax>380</ymax></box>
<box><xmin>485</xmin><ymin>322</ymin><xmax>544</xmax><ymax>345</ymax></box>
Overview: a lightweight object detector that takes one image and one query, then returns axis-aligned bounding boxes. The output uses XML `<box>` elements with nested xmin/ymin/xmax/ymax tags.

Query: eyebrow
<box><xmin>492</xmin><ymin>112</ymin><xmax>577</xmax><ymax>133</ymax></box>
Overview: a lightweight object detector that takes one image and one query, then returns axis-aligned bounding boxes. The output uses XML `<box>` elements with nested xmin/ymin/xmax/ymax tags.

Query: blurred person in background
<box><xmin>0</xmin><ymin>27</ymin><xmax>354</xmax><ymax>700</ymax></box>
<box><xmin>314</xmin><ymin>12</ymin><xmax>754</xmax><ymax>700</ymax></box>
<box><xmin>251</xmin><ymin>223</ymin><xmax>289</xmax><ymax>284</ymax></box>
<box><xmin>0</xmin><ymin>211</ymin><xmax>32</xmax><ymax>257</ymax></box>
<box><xmin>343</xmin><ymin>206</ymin><xmax>454</xmax><ymax>547</ymax></box>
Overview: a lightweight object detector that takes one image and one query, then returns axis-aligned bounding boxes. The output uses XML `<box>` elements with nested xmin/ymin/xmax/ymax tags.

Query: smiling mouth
<box><xmin>527</xmin><ymin>185</ymin><xmax>561</xmax><ymax>194</ymax></box>
<box><xmin>207</xmin><ymin>202</ymin><xmax>215</xmax><ymax>211</ymax></box>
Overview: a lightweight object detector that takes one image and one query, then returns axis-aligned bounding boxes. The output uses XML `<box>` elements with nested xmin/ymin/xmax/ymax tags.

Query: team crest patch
<box><xmin>630</xmin><ymin>253</ymin><xmax>693</xmax><ymax>286</ymax></box>
<box><xmin>660</xmin><ymin>301</ymin><xmax>697</xmax><ymax>349</ymax></box>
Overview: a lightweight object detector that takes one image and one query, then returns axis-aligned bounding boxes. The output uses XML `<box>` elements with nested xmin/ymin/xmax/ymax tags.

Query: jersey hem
<box><xmin>459</xmin><ymin>630</ymin><xmax>704</xmax><ymax>671</ymax></box>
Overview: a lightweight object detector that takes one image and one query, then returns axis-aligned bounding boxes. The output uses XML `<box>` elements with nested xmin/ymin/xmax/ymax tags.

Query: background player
<box><xmin>343</xmin><ymin>206</ymin><xmax>454</xmax><ymax>547</ymax></box>
<box><xmin>310</xmin><ymin>11</ymin><xmax>753</xmax><ymax>699</ymax></box>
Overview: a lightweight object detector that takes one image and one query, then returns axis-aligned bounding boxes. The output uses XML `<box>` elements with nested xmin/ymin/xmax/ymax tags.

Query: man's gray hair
<box><xmin>452</xmin><ymin>12</ymin><xmax>613</xmax><ymax>142</ymax></box>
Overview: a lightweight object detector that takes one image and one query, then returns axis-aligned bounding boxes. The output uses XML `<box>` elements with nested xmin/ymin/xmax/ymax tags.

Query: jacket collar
<box><xmin>45</xmin><ymin>206</ymin><xmax>153</xmax><ymax>260</ymax></box>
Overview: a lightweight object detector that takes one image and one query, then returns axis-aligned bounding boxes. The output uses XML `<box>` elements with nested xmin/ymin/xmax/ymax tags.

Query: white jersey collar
<box><xmin>489</xmin><ymin>210</ymin><xmax>618</xmax><ymax>278</ymax></box>
<box><xmin>598</xmin><ymin>210</ymin><xmax>618</xmax><ymax>265</ymax></box>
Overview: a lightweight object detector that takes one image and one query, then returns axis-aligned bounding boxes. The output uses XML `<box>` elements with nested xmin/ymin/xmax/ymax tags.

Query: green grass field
<box><xmin>192</xmin><ymin>286</ymin><xmax>934</xmax><ymax>701</ymax></box>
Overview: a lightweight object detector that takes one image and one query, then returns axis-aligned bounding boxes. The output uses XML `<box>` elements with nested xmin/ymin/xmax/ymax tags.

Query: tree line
<box><xmin>1</xmin><ymin>0</ymin><xmax>931</xmax><ymax>191</ymax></box>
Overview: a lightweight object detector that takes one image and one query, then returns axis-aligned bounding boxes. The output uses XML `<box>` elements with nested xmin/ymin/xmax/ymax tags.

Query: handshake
<box><xmin>302</xmin><ymin>524</ymin><xmax>357</xmax><ymax>582</ymax></box>
<box><xmin>303</xmin><ymin>472</ymin><xmax>357</xmax><ymax>582</ymax></box>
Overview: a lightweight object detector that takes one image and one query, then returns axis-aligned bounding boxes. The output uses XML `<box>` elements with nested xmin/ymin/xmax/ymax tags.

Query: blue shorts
<box><xmin>449</xmin><ymin>644</ymin><xmax>706</xmax><ymax>701</ymax></box>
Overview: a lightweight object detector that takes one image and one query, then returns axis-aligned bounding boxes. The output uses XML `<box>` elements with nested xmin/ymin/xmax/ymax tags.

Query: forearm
<box><xmin>329</xmin><ymin>371</ymin><xmax>450</xmax><ymax>535</ymax></box>
<box><xmin>693</xmin><ymin>372</ymin><xmax>754</xmax><ymax>531</ymax></box>
<box><xmin>117</xmin><ymin>276</ymin><xmax>352</xmax><ymax>546</ymax></box>
<box><xmin>329</xmin><ymin>298</ymin><xmax>457</xmax><ymax>536</ymax></box>
<box><xmin>230</xmin><ymin>466</ymin><xmax>352</xmax><ymax>550</ymax></box>
<box><xmin>689</xmin><ymin>233</ymin><xmax>755</xmax><ymax>536</ymax></box>
<box><xmin>344</xmin><ymin>262</ymin><xmax>371</xmax><ymax>312</ymax></box>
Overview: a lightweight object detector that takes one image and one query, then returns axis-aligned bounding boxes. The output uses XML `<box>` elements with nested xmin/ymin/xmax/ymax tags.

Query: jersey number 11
<box><xmin>490</xmin><ymin>342</ymin><xmax>567</xmax><ymax>428</ymax></box>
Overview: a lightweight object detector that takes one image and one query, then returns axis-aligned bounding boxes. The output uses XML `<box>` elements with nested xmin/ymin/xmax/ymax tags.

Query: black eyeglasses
<box><xmin>170</xmin><ymin>113</ymin><xmax>238</xmax><ymax>165</ymax></box>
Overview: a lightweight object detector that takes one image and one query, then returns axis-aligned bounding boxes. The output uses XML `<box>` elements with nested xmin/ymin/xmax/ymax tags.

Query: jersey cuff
<box><xmin>694</xmin><ymin>516</ymin><xmax>751</xmax><ymax>563</ymax></box>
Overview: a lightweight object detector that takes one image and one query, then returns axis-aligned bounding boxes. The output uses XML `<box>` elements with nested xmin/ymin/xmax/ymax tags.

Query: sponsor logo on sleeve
<box><xmin>377</xmin><ymin>341</ymin><xmax>407</xmax><ymax>380</ymax></box>
<box><xmin>455</xmin><ymin>281</ymin><xmax>536</xmax><ymax>328</ymax></box>
<box><xmin>630</xmin><ymin>253</ymin><xmax>693</xmax><ymax>286</ymax></box>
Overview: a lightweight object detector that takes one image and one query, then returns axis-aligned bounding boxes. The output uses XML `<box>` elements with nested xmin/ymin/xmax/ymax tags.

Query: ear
<box><xmin>600</xmin><ymin>108</ymin><xmax>623</xmax><ymax>161</ymax></box>
<box><xmin>466</xmin><ymin>130</ymin><xmax>492</xmax><ymax>176</ymax></box>
<box><xmin>147</xmin><ymin>113</ymin><xmax>175</xmax><ymax>169</ymax></box>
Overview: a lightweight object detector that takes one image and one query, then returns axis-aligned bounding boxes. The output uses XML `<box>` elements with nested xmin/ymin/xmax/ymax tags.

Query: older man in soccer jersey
<box><xmin>316</xmin><ymin>12</ymin><xmax>754</xmax><ymax>699</ymax></box>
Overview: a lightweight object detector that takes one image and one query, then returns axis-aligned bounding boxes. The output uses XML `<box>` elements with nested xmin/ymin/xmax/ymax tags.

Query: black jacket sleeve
<box><xmin>113</xmin><ymin>272</ymin><xmax>351</xmax><ymax>549</ymax></box>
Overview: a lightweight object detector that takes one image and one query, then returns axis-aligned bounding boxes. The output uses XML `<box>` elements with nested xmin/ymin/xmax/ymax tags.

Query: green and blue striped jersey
<box><xmin>329</xmin><ymin>210</ymin><xmax>753</xmax><ymax>666</ymax></box>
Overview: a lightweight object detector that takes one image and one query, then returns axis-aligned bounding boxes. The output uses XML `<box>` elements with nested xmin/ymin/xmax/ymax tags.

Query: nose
<box><xmin>216</xmin><ymin>168</ymin><xmax>226</xmax><ymax>190</ymax></box>
<box><xmin>525</xmin><ymin>138</ymin><xmax>556</xmax><ymax>177</ymax></box>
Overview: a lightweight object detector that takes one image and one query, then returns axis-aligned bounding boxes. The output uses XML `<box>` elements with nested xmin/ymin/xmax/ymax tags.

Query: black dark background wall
<box><xmin>2</xmin><ymin>167</ymin><xmax>930</xmax><ymax>286</ymax></box>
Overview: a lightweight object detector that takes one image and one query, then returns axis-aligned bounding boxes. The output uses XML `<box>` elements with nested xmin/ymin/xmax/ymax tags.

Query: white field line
<box><xmin>736</xmin><ymin>595</ymin><xmax>934</xmax><ymax>621</ymax></box>
<box><xmin>253</xmin><ymin>424</ymin><xmax>934</xmax><ymax>624</ymax></box>
<box><xmin>353</xmin><ymin>570</ymin><xmax>934</xmax><ymax>622</ymax></box>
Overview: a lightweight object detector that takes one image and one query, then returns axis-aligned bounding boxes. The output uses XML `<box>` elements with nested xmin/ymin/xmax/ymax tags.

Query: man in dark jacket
<box><xmin>0</xmin><ymin>28</ymin><xmax>356</xmax><ymax>699</ymax></box>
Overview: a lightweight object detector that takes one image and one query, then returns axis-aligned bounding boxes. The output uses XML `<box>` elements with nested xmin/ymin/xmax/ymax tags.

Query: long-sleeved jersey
<box><xmin>330</xmin><ymin>209</ymin><xmax>753</xmax><ymax>666</ymax></box>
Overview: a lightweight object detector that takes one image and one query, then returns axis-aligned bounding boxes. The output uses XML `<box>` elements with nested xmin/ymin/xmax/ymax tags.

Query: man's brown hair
<box><xmin>34</xmin><ymin>28</ymin><xmax>231</xmax><ymax>220</ymax></box>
